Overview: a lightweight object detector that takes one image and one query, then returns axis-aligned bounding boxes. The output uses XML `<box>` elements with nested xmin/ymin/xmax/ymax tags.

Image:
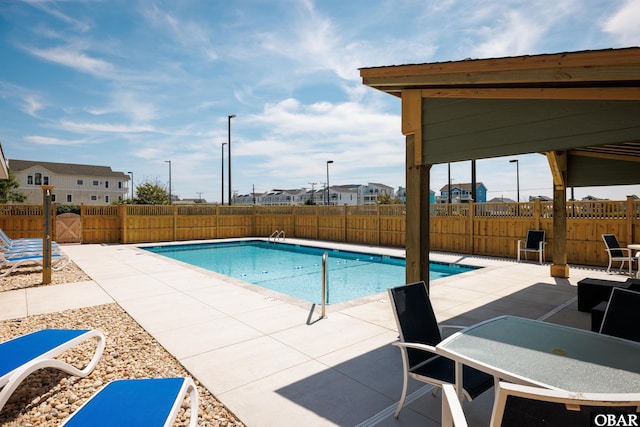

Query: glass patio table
<box><xmin>436</xmin><ymin>316</ymin><xmax>640</xmax><ymax>399</ymax></box>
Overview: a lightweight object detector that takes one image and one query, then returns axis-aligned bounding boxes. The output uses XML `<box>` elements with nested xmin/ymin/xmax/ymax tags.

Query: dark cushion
<box><xmin>577</xmin><ymin>278</ymin><xmax>631</xmax><ymax>312</ymax></box>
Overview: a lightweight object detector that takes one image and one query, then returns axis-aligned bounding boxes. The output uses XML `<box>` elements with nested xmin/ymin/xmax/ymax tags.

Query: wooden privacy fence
<box><xmin>1</xmin><ymin>197</ymin><xmax>638</xmax><ymax>268</ymax></box>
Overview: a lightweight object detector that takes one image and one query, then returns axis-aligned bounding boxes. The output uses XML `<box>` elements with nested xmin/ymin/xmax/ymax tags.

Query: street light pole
<box><xmin>165</xmin><ymin>160</ymin><xmax>172</xmax><ymax>204</ymax></box>
<box><xmin>509</xmin><ymin>159</ymin><xmax>520</xmax><ymax>202</ymax></box>
<box><xmin>326</xmin><ymin>160</ymin><xmax>333</xmax><ymax>205</ymax></box>
<box><xmin>228</xmin><ymin>114</ymin><xmax>236</xmax><ymax>205</ymax></box>
<box><xmin>221</xmin><ymin>142</ymin><xmax>227</xmax><ymax>205</ymax></box>
<box><xmin>127</xmin><ymin>171</ymin><xmax>133</xmax><ymax>200</ymax></box>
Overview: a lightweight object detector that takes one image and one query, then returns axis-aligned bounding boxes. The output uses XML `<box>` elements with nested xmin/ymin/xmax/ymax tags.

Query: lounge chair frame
<box><xmin>0</xmin><ymin>251</ymin><xmax>70</xmax><ymax>278</ymax></box>
<box><xmin>0</xmin><ymin>329</ymin><xmax>106</xmax><ymax>412</ymax></box>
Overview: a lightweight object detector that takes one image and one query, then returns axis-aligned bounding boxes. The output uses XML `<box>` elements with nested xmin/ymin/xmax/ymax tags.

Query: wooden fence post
<box><xmin>469</xmin><ymin>200</ymin><xmax>475</xmax><ymax>254</ymax></box>
<box><xmin>534</xmin><ymin>198</ymin><xmax>541</xmax><ymax>230</ymax></box>
<box><xmin>377</xmin><ymin>204</ymin><xmax>381</xmax><ymax>246</ymax></box>
<box><xmin>119</xmin><ymin>204</ymin><xmax>127</xmax><ymax>243</ymax></box>
<box><xmin>343</xmin><ymin>205</ymin><xmax>347</xmax><ymax>242</ymax></box>
<box><xmin>626</xmin><ymin>195</ymin><xmax>634</xmax><ymax>244</ymax></box>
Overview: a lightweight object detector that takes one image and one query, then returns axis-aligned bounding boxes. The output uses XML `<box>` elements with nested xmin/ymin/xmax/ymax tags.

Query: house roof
<box><xmin>9</xmin><ymin>159</ymin><xmax>129</xmax><ymax>178</ymax></box>
<box><xmin>438</xmin><ymin>182</ymin><xmax>486</xmax><ymax>192</ymax></box>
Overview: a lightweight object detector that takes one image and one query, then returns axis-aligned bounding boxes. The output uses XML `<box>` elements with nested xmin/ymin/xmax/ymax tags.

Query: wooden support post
<box><xmin>403</xmin><ymin>89</ymin><xmax>431</xmax><ymax>286</ymax></box>
<box><xmin>547</xmin><ymin>152</ymin><xmax>570</xmax><ymax>277</ymax></box>
<box><xmin>41</xmin><ymin>185</ymin><xmax>54</xmax><ymax>284</ymax></box>
<box><xmin>405</xmin><ymin>135</ymin><xmax>431</xmax><ymax>285</ymax></box>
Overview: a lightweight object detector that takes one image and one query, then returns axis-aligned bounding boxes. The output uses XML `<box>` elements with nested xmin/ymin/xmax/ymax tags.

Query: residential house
<box><xmin>9</xmin><ymin>159</ymin><xmax>129</xmax><ymax>205</ymax></box>
<box><xmin>358</xmin><ymin>182</ymin><xmax>394</xmax><ymax>204</ymax></box>
<box><xmin>436</xmin><ymin>182</ymin><xmax>488</xmax><ymax>203</ymax></box>
<box><xmin>328</xmin><ymin>185</ymin><xmax>359</xmax><ymax>206</ymax></box>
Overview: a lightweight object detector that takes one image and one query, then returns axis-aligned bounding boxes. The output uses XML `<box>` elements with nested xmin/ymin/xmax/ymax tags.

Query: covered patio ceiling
<box><xmin>360</xmin><ymin>47</ymin><xmax>640</xmax><ymax>281</ymax></box>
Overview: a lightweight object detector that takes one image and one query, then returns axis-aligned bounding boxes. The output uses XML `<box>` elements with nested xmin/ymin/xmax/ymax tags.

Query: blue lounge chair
<box><xmin>0</xmin><ymin>229</ymin><xmax>49</xmax><ymax>247</ymax></box>
<box><xmin>0</xmin><ymin>251</ymin><xmax>70</xmax><ymax>277</ymax></box>
<box><xmin>0</xmin><ymin>329</ymin><xmax>106</xmax><ymax>411</ymax></box>
<box><xmin>61</xmin><ymin>377</ymin><xmax>199</xmax><ymax>427</ymax></box>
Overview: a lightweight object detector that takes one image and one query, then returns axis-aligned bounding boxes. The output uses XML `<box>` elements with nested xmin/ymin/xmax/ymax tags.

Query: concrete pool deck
<box><xmin>0</xmin><ymin>239</ymin><xmax>629</xmax><ymax>426</ymax></box>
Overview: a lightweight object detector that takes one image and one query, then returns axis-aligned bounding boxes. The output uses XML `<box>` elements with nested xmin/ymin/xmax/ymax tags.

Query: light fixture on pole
<box><xmin>228</xmin><ymin>114</ymin><xmax>236</xmax><ymax>205</ymax></box>
<box><xmin>127</xmin><ymin>171</ymin><xmax>133</xmax><ymax>200</ymax></box>
<box><xmin>165</xmin><ymin>160</ymin><xmax>172</xmax><ymax>205</ymax></box>
<box><xmin>221</xmin><ymin>142</ymin><xmax>227</xmax><ymax>205</ymax></box>
<box><xmin>509</xmin><ymin>159</ymin><xmax>520</xmax><ymax>203</ymax></box>
<box><xmin>326</xmin><ymin>160</ymin><xmax>333</xmax><ymax>205</ymax></box>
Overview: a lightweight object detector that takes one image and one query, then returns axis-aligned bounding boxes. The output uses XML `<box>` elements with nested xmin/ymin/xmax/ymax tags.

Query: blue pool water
<box><xmin>143</xmin><ymin>240</ymin><xmax>478</xmax><ymax>304</ymax></box>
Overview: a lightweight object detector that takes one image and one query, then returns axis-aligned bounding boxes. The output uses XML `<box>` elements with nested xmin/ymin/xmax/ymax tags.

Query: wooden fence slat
<box><xmin>2</xmin><ymin>197</ymin><xmax>638</xmax><ymax>267</ymax></box>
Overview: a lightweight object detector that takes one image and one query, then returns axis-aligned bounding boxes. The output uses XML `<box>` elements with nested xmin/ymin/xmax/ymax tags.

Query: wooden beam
<box><xmin>420</xmin><ymin>87</ymin><xmax>640</xmax><ymax>101</ymax></box>
<box><xmin>402</xmin><ymin>89</ymin><xmax>423</xmax><ymax>165</ymax></box>
<box><xmin>546</xmin><ymin>151</ymin><xmax>567</xmax><ymax>190</ymax></box>
<box><xmin>360</xmin><ymin>48</ymin><xmax>640</xmax><ymax>81</ymax></box>
<box><xmin>570</xmin><ymin>145</ymin><xmax>640</xmax><ymax>163</ymax></box>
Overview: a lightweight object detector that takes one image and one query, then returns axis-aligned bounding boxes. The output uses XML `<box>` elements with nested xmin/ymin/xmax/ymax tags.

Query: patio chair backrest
<box><xmin>524</xmin><ymin>230</ymin><xmax>545</xmax><ymax>250</ymax></box>
<box><xmin>602</xmin><ymin>234</ymin><xmax>625</xmax><ymax>258</ymax></box>
<box><xmin>492</xmin><ymin>382</ymin><xmax>640</xmax><ymax>427</ymax></box>
<box><xmin>388</xmin><ymin>281</ymin><xmax>442</xmax><ymax>369</ymax></box>
<box><xmin>600</xmin><ymin>287</ymin><xmax>640</xmax><ymax>342</ymax></box>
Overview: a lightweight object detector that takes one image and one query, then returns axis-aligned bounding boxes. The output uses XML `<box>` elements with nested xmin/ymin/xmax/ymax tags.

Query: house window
<box><xmin>105</xmin><ymin>181</ymin><xmax>109</xmax><ymax>188</ymax></box>
<box><xmin>105</xmin><ymin>195</ymin><xmax>109</xmax><ymax>203</ymax></box>
<box><xmin>93</xmin><ymin>180</ymin><xmax>99</xmax><ymax>186</ymax></box>
<box><xmin>51</xmin><ymin>194</ymin><xmax>56</xmax><ymax>202</ymax></box>
<box><xmin>91</xmin><ymin>195</ymin><xmax>98</xmax><ymax>201</ymax></box>
<box><xmin>77</xmin><ymin>179</ymin><xmax>84</xmax><ymax>185</ymax></box>
<box><xmin>43</xmin><ymin>176</ymin><xmax>49</xmax><ymax>185</ymax></box>
<box><xmin>118</xmin><ymin>181</ymin><xmax>122</xmax><ymax>189</ymax></box>
<box><xmin>27</xmin><ymin>175</ymin><xmax>33</xmax><ymax>185</ymax></box>
<box><xmin>35</xmin><ymin>173</ymin><xmax>42</xmax><ymax>185</ymax></box>
<box><xmin>66</xmin><ymin>194</ymin><xmax>72</xmax><ymax>203</ymax></box>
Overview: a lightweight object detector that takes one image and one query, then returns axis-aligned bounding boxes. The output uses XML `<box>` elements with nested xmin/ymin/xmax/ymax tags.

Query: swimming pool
<box><xmin>142</xmin><ymin>240</ymin><xmax>479</xmax><ymax>304</ymax></box>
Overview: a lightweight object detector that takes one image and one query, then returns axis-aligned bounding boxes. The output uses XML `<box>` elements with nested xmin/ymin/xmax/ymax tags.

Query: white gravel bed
<box><xmin>0</xmin><ymin>266</ymin><xmax>245</xmax><ymax>426</ymax></box>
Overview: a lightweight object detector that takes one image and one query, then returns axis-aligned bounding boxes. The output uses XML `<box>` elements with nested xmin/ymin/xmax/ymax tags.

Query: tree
<box><xmin>0</xmin><ymin>169</ymin><xmax>26</xmax><ymax>203</ymax></box>
<box><xmin>134</xmin><ymin>179</ymin><xmax>170</xmax><ymax>205</ymax></box>
<box><xmin>377</xmin><ymin>193</ymin><xmax>392</xmax><ymax>204</ymax></box>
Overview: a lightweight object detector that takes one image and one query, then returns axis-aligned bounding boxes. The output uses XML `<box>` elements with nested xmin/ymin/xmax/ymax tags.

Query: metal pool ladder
<box><xmin>268</xmin><ymin>230</ymin><xmax>285</xmax><ymax>242</ymax></box>
<box><xmin>321</xmin><ymin>252</ymin><xmax>328</xmax><ymax>318</ymax></box>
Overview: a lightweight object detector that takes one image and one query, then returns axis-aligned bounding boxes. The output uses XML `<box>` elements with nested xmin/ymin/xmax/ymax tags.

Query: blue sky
<box><xmin>1</xmin><ymin>0</ymin><xmax>639</xmax><ymax>203</ymax></box>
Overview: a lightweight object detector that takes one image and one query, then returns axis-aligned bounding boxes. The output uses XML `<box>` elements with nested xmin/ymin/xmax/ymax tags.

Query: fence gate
<box><xmin>56</xmin><ymin>213</ymin><xmax>81</xmax><ymax>243</ymax></box>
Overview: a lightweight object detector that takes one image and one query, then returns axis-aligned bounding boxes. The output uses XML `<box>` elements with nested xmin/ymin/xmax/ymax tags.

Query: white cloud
<box><xmin>0</xmin><ymin>82</ymin><xmax>46</xmax><ymax>117</ymax></box>
<box><xmin>84</xmin><ymin>92</ymin><xmax>157</xmax><ymax>123</ymax></box>
<box><xmin>24</xmin><ymin>135</ymin><xmax>86</xmax><ymax>145</ymax></box>
<box><xmin>23</xmin><ymin>44</ymin><xmax>115</xmax><ymax>78</ymax></box>
<box><xmin>59</xmin><ymin>120</ymin><xmax>156</xmax><ymax>134</ymax></box>
<box><xmin>471</xmin><ymin>10</ymin><xmax>545</xmax><ymax>58</ymax></box>
<box><xmin>602</xmin><ymin>0</ymin><xmax>640</xmax><ymax>46</ymax></box>
<box><xmin>141</xmin><ymin>3</ymin><xmax>218</xmax><ymax>61</ymax></box>
<box><xmin>24</xmin><ymin>0</ymin><xmax>91</xmax><ymax>33</ymax></box>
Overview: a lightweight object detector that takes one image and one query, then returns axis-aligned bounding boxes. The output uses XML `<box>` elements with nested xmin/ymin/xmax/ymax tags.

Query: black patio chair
<box><xmin>387</xmin><ymin>281</ymin><xmax>493</xmax><ymax>418</ymax></box>
<box><xmin>602</xmin><ymin>234</ymin><xmax>637</xmax><ymax>276</ymax></box>
<box><xmin>517</xmin><ymin>230</ymin><xmax>546</xmax><ymax>264</ymax></box>
<box><xmin>599</xmin><ymin>287</ymin><xmax>640</xmax><ymax>342</ymax></box>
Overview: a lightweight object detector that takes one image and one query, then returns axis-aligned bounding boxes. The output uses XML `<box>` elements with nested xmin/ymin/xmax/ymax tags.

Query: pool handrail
<box><xmin>321</xmin><ymin>251</ymin><xmax>328</xmax><ymax>318</ymax></box>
